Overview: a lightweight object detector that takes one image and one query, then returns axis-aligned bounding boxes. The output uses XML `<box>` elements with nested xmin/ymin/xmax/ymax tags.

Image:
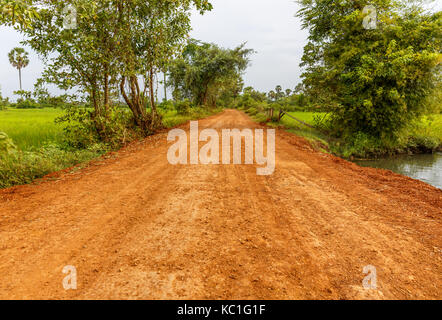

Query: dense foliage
<box><xmin>167</xmin><ymin>40</ymin><xmax>254</xmax><ymax>107</ymax></box>
<box><xmin>0</xmin><ymin>0</ymin><xmax>38</xmax><ymax>28</ymax></box>
<box><xmin>22</xmin><ymin>0</ymin><xmax>213</xmax><ymax>136</ymax></box>
<box><xmin>297</xmin><ymin>0</ymin><xmax>441</xmax><ymax>139</ymax></box>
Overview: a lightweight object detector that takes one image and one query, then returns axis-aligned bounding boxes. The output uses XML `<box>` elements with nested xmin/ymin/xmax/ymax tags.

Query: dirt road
<box><xmin>0</xmin><ymin>110</ymin><xmax>440</xmax><ymax>300</ymax></box>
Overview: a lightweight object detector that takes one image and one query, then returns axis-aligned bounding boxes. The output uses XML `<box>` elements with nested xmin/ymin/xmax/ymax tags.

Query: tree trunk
<box><xmin>120</xmin><ymin>76</ymin><xmax>142</xmax><ymax>127</ymax></box>
<box><xmin>19</xmin><ymin>68</ymin><xmax>22</xmax><ymax>91</ymax></box>
<box><xmin>155</xmin><ymin>72</ymin><xmax>159</xmax><ymax>103</ymax></box>
<box><xmin>202</xmin><ymin>85</ymin><xmax>209</xmax><ymax>106</ymax></box>
<box><xmin>104</xmin><ymin>65</ymin><xmax>110</xmax><ymax>120</ymax></box>
<box><xmin>278</xmin><ymin>109</ymin><xmax>283</xmax><ymax>121</ymax></box>
<box><xmin>149</xmin><ymin>68</ymin><xmax>157</xmax><ymax>129</ymax></box>
<box><xmin>91</xmin><ymin>84</ymin><xmax>105</xmax><ymax>138</ymax></box>
<box><xmin>91</xmin><ymin>85</ymin><xmax>99</xmax><ymax>117</ymax></box>
<box><xmin>120</xmin><ymin>76</ymin><xmax>153</xmax><ymax>134</ymax></box>
<box><xmin>163</xmin><ymin>72</ymin><xmax>167</xmax><ymax>101</ymax></box>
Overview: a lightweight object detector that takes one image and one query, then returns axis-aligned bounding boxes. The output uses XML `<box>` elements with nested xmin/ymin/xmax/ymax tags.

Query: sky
<box><xmin>0</xmin><ymin>0</ymin><xmax>307</xmax><ymax>100</ymax></box>
<box><xmin>189</xmin><ymin>0</ymin><xmax>308</xmax><ymax>93</ymax></box>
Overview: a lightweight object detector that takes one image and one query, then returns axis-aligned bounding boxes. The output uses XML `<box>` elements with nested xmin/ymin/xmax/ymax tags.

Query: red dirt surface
<box><xmin>0</xmin><ymin>110</ymin><xmax>440</xmax><ymax>300</ymax></box>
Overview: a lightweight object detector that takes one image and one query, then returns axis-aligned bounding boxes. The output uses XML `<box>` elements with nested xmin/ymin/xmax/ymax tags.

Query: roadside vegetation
<box><xmin>0</xmin><ymin>91</ymin><xmax>224</xmax><ymax>188</ymax></box>
<box><xmin>0</xmin><ymin>0</ymin><xmax>440</xmax><ymax>188</ymax></box>
<box><xmin>237</xmin><ymin>83</ymin><xmax>441</xmax><ymax>159</ymax></box>
<box><xmin>0</xmin><ymin>2</ymin><xmax>249</xmax><ymax>188</ymax></box>
<box><xmin>235</xmin><ymin>0</ymin><xmax>441</xmax><ymax>159</ymax></box>
<box><xmin>293</xmin><ymin>0</ymin><xmax>441</xmax><ymax>158</ymax></box>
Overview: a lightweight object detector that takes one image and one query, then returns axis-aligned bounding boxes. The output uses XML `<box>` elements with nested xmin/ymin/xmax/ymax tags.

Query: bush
<box><xmin>13</xmin><ymin>99</ymin><xmax>43</xmax><ymax>109</ymax></box>
<box><xmin>245</xmin><ymin>107</ymin><xmax>258</xmax><ymax>116</ymax></box>
<box><xmin>158</xmin><ymin>100</ymin><xmax>175</xmax><ymax>112</ymax></box>
<box><xmin>175</xmin><ymin>100</ymin><xmax>192</xmax><ymax>115</ymax></box>
<box><xmin>55</xmin><ymin>106</ymin><xmax>99</xmax><ymax>149</ymax></box>
<box><xmin>236</xmin><ymin>94</ymin><xmax>259</xmax><ymax>110</ymax></box>
<box><xmin>408</xmin><ymin>135</ymin><xmax>440</xmax><ymax>152</ymax></box>
<box><xmin>105</xmin><ymin>108</ymin><xmax>142</xmax><ymax>147</ymax></box>
<box><xmin>56</xmin><ymin>105</ymin><xmax>140</xmax><ymax>149</ymax></box>
<box><xmin>329</xmin><ymin>132</ymin><xmax>388</xmax><ymax>159</ymax></box>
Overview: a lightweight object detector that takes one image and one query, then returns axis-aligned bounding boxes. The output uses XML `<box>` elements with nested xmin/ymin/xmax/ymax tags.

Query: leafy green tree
<box><xmin>268</xmin><ymin>90</ymin><xmax>276</xmax><ymax>101</ymax></box>
<box><xmin>116</xmin><ymin>1</ymin><xmax>212</xmax><ymax>129</ymax></box>
<box><xmin>0</xmin><ymin>0</ymin><xmax>38</xmax><ymax>29</ymax></box>
<box><xmin>275</xmin><ymin>85</ymin><xmax>284</xmax><ymax>100</ymax></box>
<box><xmin>168</xmin><ymin>39</ymin><xmax>254</xmax><ymax>107</ymax></box>
<box><xmin>285</xmin><ymin>89</ymin><xmax>292</xmax><ymax>97</ymax></box>
<box><xmin>297</xmin><ymin>0</ymin><xmax>442</xmax><ymax>139</ymax></box>
<box><xmin>23</xmin><ymin>0</ymin><xmax>212</xmax><ymax>135</ymax></box>
<box><xmin>24</xmin><ymin>1</ymin><xmax>122</xmax><ymax>134</ymax></box>
<box><xmin>294</xmin><ymin>83</ymin><xmax>305</xmax><ymax>94</ymax></box>
<box><xmin>297</xmin><ymin>93</ymin><xmax>307</xmax><ymax>109</ymax></box>
<box><xmin>8</xmin><ymin>47</ymin><xmax>29</xmax><ymax>90</ymax></box>
<box><xmin>243</xmin><ymin>86</ymin><xmax>267</xmax><ymax>102</ymax></box>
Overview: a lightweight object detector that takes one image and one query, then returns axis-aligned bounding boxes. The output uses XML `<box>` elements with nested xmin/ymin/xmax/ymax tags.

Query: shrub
<box><xmin>158</xmin><ymin>100</ymin><xmax>175</xmax><ymax>112</ymax></box>
<box><xmin>237</xmin><ymin>94</ymin><xmax>259</xmax><ymax>110</ymax></box>
<box><xmin>408</xmin><ymin>135</ymin><xmax>440</xmax><ymax>152</ymax></box>
<box><xmin>56</xmin><ymin>105</ymin><xmax>142</xmax><ymax>150</ymax></box>
<box><xmin>330</xmin><ymin>132</ymin><xmax>382</xmax><ymax>159</ymax></box>
<box><xmin>13</xmin><ymin>99</ymin><xmax>42</xmax><ymax>109</ymax></box>
<box><xmin>245</xmin><ymin>107</ymin><xmax>258</xmax><ymax>116</ymax></box>
<box><xmin>55</xmin><ymin>106</ymin><xmax>99</xmax><ymax>149</ymax></box>
<box><xmin>175</xmin><ymin>100</ymin><xmax>191</xmax><ymax>115</ymax></box>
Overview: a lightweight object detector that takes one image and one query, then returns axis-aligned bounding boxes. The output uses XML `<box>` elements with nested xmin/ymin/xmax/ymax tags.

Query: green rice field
<box><xmin>0</xmin><ymin>108</ymin><xmax>64</xmax><ymax>150</ymax></box>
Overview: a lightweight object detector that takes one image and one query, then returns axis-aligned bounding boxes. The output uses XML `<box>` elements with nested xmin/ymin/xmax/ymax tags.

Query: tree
<box><xmin>297</xmin><ymin>0</ymin><xmax>442</xmax><ymax>139</ymax></box>
<box><xmin>294</xmin><ymin>83</ymin><xmax>305</xmax><ymax>94</ymax></box>
<box><xmin>115</xmin><ymin>1</ymin><xmax>213</xmax><ymax>130</ymax></box>
<box><xmin>168</xmin><ymin>40</ymin><xmax>254</xmax><ymax>107</ymax></box>
<box><xmin>23</xmin><ymin>0</ymin><xmax>213</xmax><ymax>135</ymax></box>
<box><xmin>275</xmin><ymin>85</ymin><xmax>284</xmax><ymax>100</ymax></box>
<box><xmin>243</xmin><ymin>86</ymin><xmax>266</xmax><ymax>102</ymax></box>
<box><xmin>285</xmin><ymin>89</ymin><xmax>292</xmax><ymax>97</ymax></box>
<box><xmin>0</xmin><ymin>0</ymin><xmax>38</xmax><ymax>29</ymax></box>
<box><xmin>8</xmin><ymin>47</ymin><xmax>29</xmax><ymax>90</ymax></box>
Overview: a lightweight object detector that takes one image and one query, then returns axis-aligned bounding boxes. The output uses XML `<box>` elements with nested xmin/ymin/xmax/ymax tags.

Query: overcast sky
<box><xmin>190</xmin><ymin>0</ymin><xmax>307</xmax><ymax>93</ymax></box>
<box><xmin>0</xmin><ymin>0</ymin><xmax>307</xmax><ymax>100</ymax></box>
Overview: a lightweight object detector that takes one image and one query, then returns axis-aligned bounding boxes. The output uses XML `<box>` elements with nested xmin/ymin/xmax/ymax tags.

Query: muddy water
<box><xmin>355</xmin><ymin>153</ymin><xmax>442</xmax><ymax>190</ymax></box>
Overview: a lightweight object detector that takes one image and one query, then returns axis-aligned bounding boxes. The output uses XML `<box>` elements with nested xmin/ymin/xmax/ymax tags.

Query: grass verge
<box><xmin>247</xmin><ymin>108</ymin><xmax>441</xmax><ymax>159</ymax></box>
<box><xmin>0</xmin><ymin>107</ymin><xmax>221</xmax><ymax>189</ymax></box>
<box><xmin>0</xmin><ymin>144</ymin><xmax>107</xmax><ymax>189</ymax></box>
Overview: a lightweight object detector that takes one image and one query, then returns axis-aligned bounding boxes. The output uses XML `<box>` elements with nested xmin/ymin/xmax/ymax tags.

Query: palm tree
<box><xmin>285</xmin><ymin>89</ymin><xmax>292</xmax><ymax>97</ymax></box>
<box><xmin>8</xmin><ymin>47</ymin><xmax>29</xmax><ymax>91</ymax></box>
<box><xmin>275</xmin><ymin>85</ymin><xmax>283</xmax><ymax>100</ymax></box>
